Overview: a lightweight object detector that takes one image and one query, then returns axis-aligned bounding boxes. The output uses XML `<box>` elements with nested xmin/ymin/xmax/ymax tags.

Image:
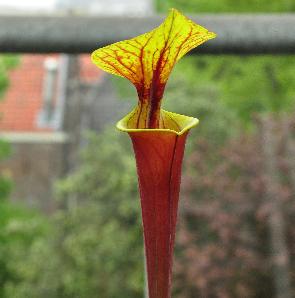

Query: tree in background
<box><xmin>5</xmin><ymin>131</ymin><xmax>144</xmax><ymax>298</ymax></box>
<box><xmin>0</xmin><ymin>139</ymin><xmax>13</xmax><ymax>297</ymax></box>
<box><xmin>175</xmin><ymin>124</ymin><xmax>295</xmax><ymax>297</ymax></box>
<box><xmin>155</xmin><ymin>1</ymin><xmax>295</xmax><ymax>297</ymax></box>
<box><xmin>156</xmin><ymin>0</ymin><xmax>295</xmax><ymax>13</ymax></box>
<box><xmin>0</xmin><ymin>55</ymin><xmax>17</xmax><ymax>295</ymax></box>
<box><xmin>0</xmin><ymin>56</ymin><xmax>49</xmax><ymax>298</ymax></box>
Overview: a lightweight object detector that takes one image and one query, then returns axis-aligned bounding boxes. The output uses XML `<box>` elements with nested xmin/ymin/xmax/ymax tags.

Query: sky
<box><xmin>0</xmin><ymin>0</ymin><xmax>55</xmax><ymax>10</ymax></box>
<box><xmin>0</xmin><ymin>0</ymin><xmax>154</xmax><ymax>15</ymax></box>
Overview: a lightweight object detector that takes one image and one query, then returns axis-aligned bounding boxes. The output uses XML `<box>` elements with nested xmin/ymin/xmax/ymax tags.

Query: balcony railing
<box><xmin>0</xmin><ymin>14</ymin><xmax>294</xmax><ymax>54</ymax></box>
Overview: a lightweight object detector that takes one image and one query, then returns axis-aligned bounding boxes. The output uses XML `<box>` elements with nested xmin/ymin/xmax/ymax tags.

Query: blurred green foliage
<box><xmin>156</xmin><ymin>0</ymin><xmax>295</xmax><ymax>13</ymax></box>
<box><xmin>0</xmin><ymin>55</ymin><xmax>49</xmax><ymax>298</ymax></box>
<box><xmin>0</xmin><ymin>140</ymin><xmax>12</xmax><ymax>201</ymax></box>
<box><xmin>0</xmin><ymin>55</ymin><xmax>19</xmax><ymax>98</ymax></box>
<box><xmin>2</xmin><ymin>0</ymin><xmax>295</xmax><ymax>297</ymax></box>
<box><xmin>165</xmin><ymin>55</ymin><xmax>295</xmax><ymax>130</ymax></box>
<box><xmin>113</xmin><ymin>53</ymin><xmax>295</xmax><ymax>146</ymax></box>
<box><xmin>6</xmin><ymin>131</ymin><xmax>143</xmax><ymax>298</ymax></box>
<box><xmin>0</xmin><ymin>204</ymin><xmax>49</xmax><ymax>298</ymax></box>
<box><xmin>0</xmin><ymin>55</ymin><xmax>18</xmax><ymax>203</ymax></box>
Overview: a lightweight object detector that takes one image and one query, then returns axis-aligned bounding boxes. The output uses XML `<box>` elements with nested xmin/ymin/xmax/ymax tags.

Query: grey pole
<box><xmin>0</xmin><ymin>14</ymin><xmax>295</xmax><ymax>54</ymax></box>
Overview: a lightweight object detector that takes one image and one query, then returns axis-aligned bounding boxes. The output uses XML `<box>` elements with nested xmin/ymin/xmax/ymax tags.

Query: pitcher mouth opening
<box><xmin>116</xmin><ymin>109</ymin><xmax>199</xmax><ymax>136</ymax></box>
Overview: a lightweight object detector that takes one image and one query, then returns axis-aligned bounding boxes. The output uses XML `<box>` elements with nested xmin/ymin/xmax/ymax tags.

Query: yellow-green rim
<box><xmin>116</xmin><ymin>109</ymin><xmax>199</xmax><ymax>136</ymax></box>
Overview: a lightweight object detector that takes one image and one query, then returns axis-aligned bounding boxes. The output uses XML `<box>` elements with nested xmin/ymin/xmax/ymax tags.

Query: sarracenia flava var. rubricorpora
<box><xmin>91</xmin><ymin>8</ymin><xmax>216</xmax><ymax>298</ymax></box>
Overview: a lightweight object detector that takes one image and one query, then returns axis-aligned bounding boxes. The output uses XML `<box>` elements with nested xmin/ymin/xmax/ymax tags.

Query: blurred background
<box><xmin>0</xmin><ymin>0</ymin><xmax>295</xmax><ymax>297</ymax></box>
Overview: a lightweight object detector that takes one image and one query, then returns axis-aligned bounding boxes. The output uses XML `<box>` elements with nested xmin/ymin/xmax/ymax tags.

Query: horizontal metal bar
<box><xmin>0</xmin><ymin>14</ymin><xmax>294</xmax><ymax>54</ymax></box>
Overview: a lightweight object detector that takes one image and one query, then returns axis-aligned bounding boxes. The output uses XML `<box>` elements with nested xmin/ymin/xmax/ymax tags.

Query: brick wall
<box><xmin>0</xmin><ymin>54</ymin><xmax>57</xmax><ymax>132</ymax></box>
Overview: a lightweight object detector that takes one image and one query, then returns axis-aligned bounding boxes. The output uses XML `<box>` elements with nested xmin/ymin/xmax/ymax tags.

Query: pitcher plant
<box><xmin>91</xmin><ymin>8</ymin><xmax>216</xmax><ymax>298</ymax></box>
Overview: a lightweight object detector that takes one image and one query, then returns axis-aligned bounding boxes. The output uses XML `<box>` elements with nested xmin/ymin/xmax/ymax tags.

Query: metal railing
<box><xmin>0</xmin><ymin>14</ymin><xmax>294</xmax><ymax>54</ymax></box>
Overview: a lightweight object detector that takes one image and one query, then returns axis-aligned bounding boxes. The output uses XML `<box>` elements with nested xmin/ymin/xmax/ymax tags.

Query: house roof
<box><xmin>0</xmin><ymin>54</ymin><xmax>100</xmax><ymax>132</ymax></box>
